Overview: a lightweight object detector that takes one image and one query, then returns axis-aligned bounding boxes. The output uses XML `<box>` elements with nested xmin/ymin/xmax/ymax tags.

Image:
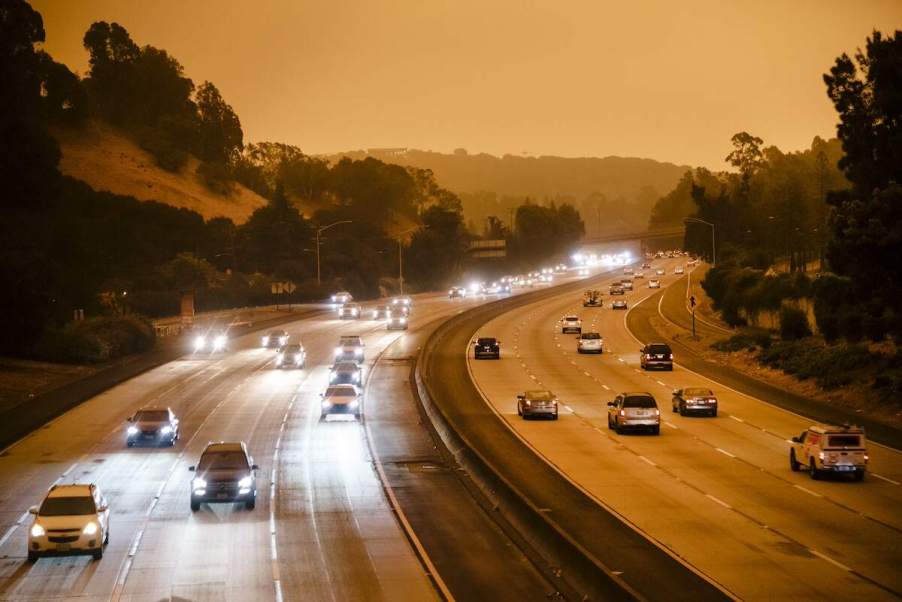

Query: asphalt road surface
<box><xmin>468</xmin><ymin>258</ymin><xmax>902</xmax><ymax>600</ymax></box>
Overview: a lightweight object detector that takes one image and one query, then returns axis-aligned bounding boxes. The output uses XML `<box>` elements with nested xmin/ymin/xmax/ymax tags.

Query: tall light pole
<box><xmin>684</xmin><ymin>217</ymin><xmax>716</xmax><ymax>265</ymax></box>
<box><xmin>316</xmin><ymin>220</ymin><xmax>352</xmax><ymax>285</ymax></box>
<box><xmin>396</xmin><ymin>226</ymin><xmax>419</xmax><ymax>295</ymax></box>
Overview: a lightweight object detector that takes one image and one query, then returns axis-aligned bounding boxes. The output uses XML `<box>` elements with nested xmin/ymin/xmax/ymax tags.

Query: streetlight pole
<box><xmin>684</xmin><ymin>217</ymin><xmax>716</xmax><ymax>265</ymax></box>
<box><xmin>315</xmin><ymin>220</ymin><xmax>352</xmax><ymax>285</ymax></box>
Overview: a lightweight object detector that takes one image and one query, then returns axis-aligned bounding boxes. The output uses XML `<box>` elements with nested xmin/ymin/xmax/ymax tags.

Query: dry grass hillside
<box><xmin>52</xmin><ymin>121</ymin><xmax>267</xmax><ymax>223</ymax></box>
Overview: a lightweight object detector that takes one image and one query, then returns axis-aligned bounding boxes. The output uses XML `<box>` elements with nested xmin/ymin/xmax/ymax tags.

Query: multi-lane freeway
<box><xmin>0</xmin><ymin>256</ymin><xmax>898</xmax><ymax>601</ymax></box>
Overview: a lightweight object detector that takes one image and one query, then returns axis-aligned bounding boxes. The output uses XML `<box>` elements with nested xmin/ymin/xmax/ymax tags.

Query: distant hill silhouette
<box><xmin>325</xmin><ymin>148</ymin><xmax>691</xmax><ymax>235</ymax></box>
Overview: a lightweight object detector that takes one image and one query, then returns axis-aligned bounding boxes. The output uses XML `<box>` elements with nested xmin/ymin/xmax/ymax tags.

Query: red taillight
<box><xmin>646</xmin><ymin>354</ymin><xmax>652</xmax><ymax>359</ymax></box>
<box><xmin>668</xmin><ymin>353</ymin><xmax>673</xmax><ymax>359</ymax></box>
<box><xmin>619</xmin><ymin>409</ymin><xmax>625</xmax><ymax>416</ymax></box>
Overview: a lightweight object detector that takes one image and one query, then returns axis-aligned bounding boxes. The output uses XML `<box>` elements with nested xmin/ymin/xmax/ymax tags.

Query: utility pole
<box><xmin>396</xmin><ymin>226</ymin><xmax>419</xmax><ymax>295</ymax></box>
<box><xmin>315</xmin><ymin>220</ymin><xmax>352</xmax><ymax>285</ymax></box>
<box><xmin>684</xmin><ymin>217</ymin><xmax>716</xmax><ymax>265</ymax></box>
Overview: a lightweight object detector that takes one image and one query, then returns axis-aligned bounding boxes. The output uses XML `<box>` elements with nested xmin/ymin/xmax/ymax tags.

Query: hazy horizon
<box><xmin>33</xmin><ymin>0</ymin><xmax>902</xmax><ymax>171</ymax></box>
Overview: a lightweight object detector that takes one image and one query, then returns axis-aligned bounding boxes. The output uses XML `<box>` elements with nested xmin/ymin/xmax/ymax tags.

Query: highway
<box><xmin>0</xmin><ymin>293</ymin><xmax>501</xmax><ymax>601</ymax></box>
<box><xmin>468</xmin><ymin>258</ymin><xmax>902</xmax><ymax>600</ymax></box>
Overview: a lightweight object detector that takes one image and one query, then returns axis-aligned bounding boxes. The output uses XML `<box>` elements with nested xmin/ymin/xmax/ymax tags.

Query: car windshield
<box><xmin>525</xmin><ymin>390</ymin><xmax>554</xmax><ymax>401</ymax></box>
<box><xmin>198</xmin><ymin>451</ymin><xmax>248</xmax><ymax>471</ymax></box>
<box><xmin>623</xmin><ymin>395</ymin><xmax>657</xmax><ymax>408</ymax></box>
<box><xmin>283</xmin><ymin>345</ymin><xmax>301</xmax><ymax>352</ymax></box>
<box><xmin>684</xmin><ymin>388</ymin><xmax>713</xmax><ymax>397</ymax></box>
<box><xmin>827</xmin><ymin>435</ymin><xmax>862</xmax><ymax>448</ymax></box>
<box><xmin>477</xmin><ymin>338</ymin><xmax>496</xmax><ymax>345</ymax></box>
<box><xmin>334</xmin><ymin>363</ymin><xmax>357</xmax><ymax>372</ymax></box>
<box><xmin>582</xmin><ymin>333</ymin><xmax>601</xmax><ymax>340</ymax></box>
<box><xmin>648</xmin><ymin>344</ymin><xmax>671</xmax><ymax>354</ymax></box>
<box><xmin>565</xmin><ymin>317</ymin><xmax>578</xmax><ymax>321</ymax></box>
<box><xmin>326</xmin><ymin>387</ymin><xmax>356</xmax><ymax>397</ymax></box>
<box><xmin>135</xmin><ymin>410</ymin><xmax>168</xmax><ymax>421</ymax></box>
<box><xmin>40</xmin><ymin>496</ymin><xmax>95</xmax><ymax>516</ymax></box>
<box><xmin>340</xmin><ymin>337</ymin><xmax>361</xmax><ymax>345</ymax></box>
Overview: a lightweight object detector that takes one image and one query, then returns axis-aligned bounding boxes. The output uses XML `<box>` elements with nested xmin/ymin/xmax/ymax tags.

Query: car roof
<box><xmin>524</xmin><ymin>389</ymin><xmax>555</xmax><ymax>399</ymax></box>
<box><xmin>564</xmin><ymin>315</ymin><xmax>579</xmax><ymax>319</ymax></box>
<box><xmin>203</xmin><ymin>441</ymin><xmax>247</xmax><ymax>453</ymax></box>
<box><xmin>334</xmin><ymin>361</ymin><xmax>359</xmax><ymax>370</ymax></box>
<box><xmin>621</xmin><ymin>391</ymin><xmax>655</xmax><ymax>398</ymax></box>
<box><xmin>47</xmin><ymin>484</ymin><xmax>94</xmax><ymax>498</ymax></box>
<box><xmin>809</xmin><ymin>424</ymin><xmax>865</xmax><ymax>435</ymax></box>
<box><xmin>326</xmin><ymin>384</ymin><xmax>358</xmax><ymax>393</ymax></box>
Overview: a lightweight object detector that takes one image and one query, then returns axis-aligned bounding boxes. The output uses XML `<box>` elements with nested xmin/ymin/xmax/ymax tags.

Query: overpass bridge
<box><xmin>580</xmin><ymin>225</ymin><xmax>686</xmax><ymax>247</ymax></box>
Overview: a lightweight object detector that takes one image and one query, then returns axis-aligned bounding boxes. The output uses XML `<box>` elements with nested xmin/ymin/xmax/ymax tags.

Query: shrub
<box><xmin>839</xmin><ymin>310</ymin><xmax>863</xmax><ymax>342</ymax></box>
<box><xmin>32</xmin><ymin>315</ymin><xmax>156</xmax><ymax>364</ymax></box>
<box><xmin>816</xmin><ymin>311</ymin><xmax>841</xmax><ymax>343</ymax></box>
<box><xmin>197</xmin><ymin>161</ymin><xmax>233</xmax><ymax>195</ymax></box>
<box><xmin>138</xmin><ymin>128</ymin><xmax>188</xmax><ymax>172</ymax></box>
<box><xmin>34</xmin><ymin>327</ymin><xmax>109</xmax><ymax>363</ymax></box>
<box><xmin>712</xmin><ymin>329</ymin><xmax>772</xmax><ymax>352</ymax></box>
<box><xmin>780</xmin><ymin>305</ymin><xmax>811</xmax><ymax>340</ymax></box>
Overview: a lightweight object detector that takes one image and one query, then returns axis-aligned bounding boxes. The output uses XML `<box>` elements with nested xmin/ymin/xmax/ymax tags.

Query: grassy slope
<box><xmin>52</xmin><ymin>121</ymin><xmax>268</xmax><ymax>223</ymax></box>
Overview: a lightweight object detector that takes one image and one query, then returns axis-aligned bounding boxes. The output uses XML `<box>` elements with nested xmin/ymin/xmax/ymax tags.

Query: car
<box><xmin>126</xmin><ymin>407</ymin><xmax>179</xmax><ymax>447</ymax></box>
<box><xmin>370</xmin><ymin>304</ymin><xmax>392</xmax><ymax>320</ymax></box>
<box><xmin>448</xmin><ymin>286</ymin><xmax>467</xmax><ymax>298</ymax></box>
<box><xmin>275</xmin><ymin>343</ymin><xmax>306</xmax><ymax>368</ymax></box>
<box><xmin>634</xmin><ymin>272</ymin><xmax>644</xmax><ymax>279</ymax></box>
<box><xmin>338</xmin><ymin>303</ymin><xmax>361</xmax><ymax>319</ymax></box>
<box><xmin>335</xmin><ymin>335</ymin><xmax>365</xmax><ymax>363</ymax></box>
<box><xmin>516</xmin><ymin>390</ymin><xmax>559</xmax><ymax>420</ymax></box>
<box><xmin>687</xmin><ymin>258</ymin><xmax>698</xmax><ymax>266</ymax></box>
<box><xmin>261</xmin><ymin>330</ymin><xmax>289</xmax><ymax>348</ymax></box>
<box><xmin>392</xmin><ymin>296</ymin><xmax>412</xmax><ymax>308</ymax></box>
<box><xmin>193</xmin><ymin>330</ymin><xmax>228</xmax><ymax>353</ymax></box>
<box><xmin>583</xmin><ymin>290</ymin><xmax>603</xmax><ymax>307</ymax></box>
<box><xmin>27</xmin><ymin>483</ymin><xmax>110</xmax><ymax>562</ymax></box>
<box><xmin>578</xmin><ymin>268</ymin><xmax>590</xmax><ymax>277</ymax></box>
<box><xmin>612</xmin><ymin>299</ymin><xmax>628</xmax><ymax>310</ymax></box>
<box><xmin>561</xmin><ymin>315</ymin><xmax>582</xmax><ymax>334</ymax></box>
<box><xmin>387</xmin><ymin>311</ymin><xmax>408</xmax><ymax>330</ymax></box>
<box><xmin>331</xmin><ymin>291</ymin><xmax>353</xmax><ymax>305</ymax></box>
<box><xmin>607</xmin><ymin>393</ymin><xmax>660</xmax><ymax>434</ymax></box>
<box><xmin>655</xmin><ymin>269</ymin><xmax>665</xmax><ymax>276</ymax></box>
<box><xmin>648</xmin><ymin>279</ymin><xmax>661</xmax><ymax>288</ymax></box>
<box><xmin>672</xmin><ymin>387</ymin><xmax>718</xmax><ymax>417</ymax></box>
<box><xmin>329</xmin><ymin>361</ymin><xmax>363</xmax><ymax>385</ymax></box>
<box><xmin>640</xmin><ymin>343</ymin><xmax>673</xmax><ymax>370</ymax></box>
<box><xmin>623</xmin><ymin>267</ymin><xmax>634</xmax><ymax>275</ymax></box>
<box><xmin>473</xmin><ymin>337</ymin><xmax>500</xmax><ymax>359</ymax></box>
<box><xmin>554</xmin><ymin>264</ymin><xmax>568</xmax><ymax>273</ymax></box>
<box><xmin>577</xmin><ymin>332</ymin><xmax>604</xmax><ymax>354</ymax></box>
<box><xmin>189</xmin><ymin>442</ymin><xmax>258</xmax><ymax>511</ymax></box>
<box><xmin>790</xmin><ymin>425</ymin><xmax>868</xmax><ymax>481</ymax></box>
<box><xmin>674</xmin><ymin>266</ymin><xmax>685</xmax><ymax>275</ymax></box>
<box><xmin>609</xmin><ymin>285</ymin><xmax>625</xmax><ymax>295</ymax></box>
<box><xmin>621</xmin><ymin>279</ymin><xmax>634</xmax><ymax>291</ymax></box>
<box><xmin>641</xmin><ymin>263</ymin><xmax>651</xmax><ymax>269</ymax></box>
<box><xmin>320</xmin><ymin>384</ymin><xmax>362</xmax><ymax>419</ymax></box>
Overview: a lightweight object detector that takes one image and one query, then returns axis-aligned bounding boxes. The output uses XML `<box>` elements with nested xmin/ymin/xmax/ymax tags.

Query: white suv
<box><xmin>577</xmin><ymin>332</ymin><xmax>604</xmax><ymax>354</ymax></box>
<box><xmin>561</xmin><ymin>315</ymin><xmax>582</xmax><ymax>334</ymax></box>
<box><xmin>28</xmin><ymin>484</ymin><xmax>110</xmax><ymax>562</ymax></box>
<box><xmin>790</xmin><ymin>425</ymin><xmax>868</xmax><ymax>481</ymax></box>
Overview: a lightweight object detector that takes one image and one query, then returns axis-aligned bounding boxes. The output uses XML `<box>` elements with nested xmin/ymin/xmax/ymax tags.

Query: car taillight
<box><xmin>646</xmin><ymin>354</ymin><xmax>652</xmax><ymax>359</ymax></box>
<box><xmin>619</xmin><ymin>409</ymin><xmax>625</xmax><ymax>416</ymax></box>
<box><xmin>668</xmin><ymin>353</ymin><xmax>673</xmax><ymax>359</ymax></box>
<box><xmin>818</xmin><ymin>452</ymin><xmax>825</xmax><ymax>460</ymax></box>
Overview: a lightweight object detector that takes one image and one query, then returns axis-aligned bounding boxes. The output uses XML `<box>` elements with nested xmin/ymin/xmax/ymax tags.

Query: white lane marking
<box><xmin>0</xmin><ymin>526</ymin><xmax>17</xmax><ymax>548</ymax></box>
<box><xmin>128</xmin><ymin>529</ymin><xmax>143</xmax><ymax>557</ymax></box>
<box><xmin>638</xmin><ymin>456</ymin><xmax>656</xmax><ymax>466</ymax></box>
<box><xmin>809</xmin><ymin>549</ymin><xmax>851</xmax><ymax>572</ymax></box>
<box><xmin>617</xmin><ymin>357</ymin><xmax>625</xmax><ymax>363</ymax></box>
<box><xmin>655</xmin><ymin>380</ymin><xmax>666</xmax><ymax>386</ymax></box>
<box><xmin>601</xmin><ymin>384</ymin><xmax>611</xmax><ymax>391</ymax></box>
<box><xmin>729</xmin><ymin>415</ymin><xmax>744</xmax><ymax>423</ymax></box>
<box><xmin>871</xmin><ymin>473</ymin><xmax>901</xmax><ymax>485</ymax></box>
<box><xmin>705</xmin><ymin>494</ymin><xmax>732</xmax><ymax>509</ymax></box>
<box><xmin>716</xmin><ymin>448</ymin><xmax>736</xmax><ymax>458</ymax></box>
<box><xmin>583</xmin><ymin>371</ymin><xmax>592</xmax><ymax>377</ymax></box>
<box><xmin>529</xmin><ymin>374</ymin><xmax>537</xmax><ymax>381</ymax></box>
<box><xmin>61</xmin><ymin>462</ymin><xmax>78</xmax><ymax>477</ymax></box>
<box><xmin>664</xmin><ymin>422</ymin><xmax>678</xmax><ymax>429</ymax></box>
<box><xmin>794</xmin><ymin>485</ymin><xmax>822</xmax><ymax>498</ymax></box>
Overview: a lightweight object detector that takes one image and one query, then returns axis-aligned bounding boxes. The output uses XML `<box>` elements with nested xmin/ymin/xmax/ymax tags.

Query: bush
<box><xmin>780</xmin><ymin>305</ymin><xmax>811</xmax><ymax>340</ymax></box>
<box><xmin>839</xmin><ymin>310</ymin><xmax>863</xmax><ymax>342</ymax></box>
<box><xmin>197</xmin><ymin>161</ymin><xmax>233</xmax><ymax>195</ymax></box>
<box><xmin>32</xmin><ymin>315</ymin><xmax>156</xmax><ymax>364</ymax></box>
<box><xmin>138</xmin><ymin>128</ymin><xmax>188</xmax><ymax>172</ymax></box>
<box><xmin>816</xmin><ymin>311</ymin><xmax>841</xmax><ymax>343</ymax></box>
<box><xmin>712</xmin><ymin>329</ymin><xmax>772</xmax><ymax>352</ymax></box>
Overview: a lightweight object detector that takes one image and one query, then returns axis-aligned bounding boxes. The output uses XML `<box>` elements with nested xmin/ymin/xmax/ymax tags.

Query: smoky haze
<box><xmin>33</xmin><ymin>0</ymin><xmax>902</xmax><ymax>170</ymax></box>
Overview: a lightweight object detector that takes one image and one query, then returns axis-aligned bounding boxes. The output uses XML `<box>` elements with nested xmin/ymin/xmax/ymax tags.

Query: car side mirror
<box><xmin>188</xmin><ymin>465</ymin><xmax>196</xmax><ymax>472</ymax></box>
<box><xmin>28</xmin><ymin>506</ymin><xmax>38</xmax><ymax>515</ymax></box>
<box><xmin>517</xmin><ymin>395</ymin><xmax>525</xmax><ymax>400</ymax></box>
<box><xmin>252</xmin><ymin>464</ymin><xmax>259</xmax><ymax>471</ymax></box>
<box><xmin>98</xmin><ymin>504</ymin><xmax>109</xmax><ymax>513</ymax></box>
<box><xmin>672</xmin><ymin>389</ymin><xmax>680</xmax><ymax>396</ymax></box>
<box><xmin>791</xmin><ymin>436</ymin><xmax>800</xmax><ymax>443</ymax></box>
<box><xmin>607</xmin><ymin>401</ymin><xmax>615</xmax><ymax>407</ymax></box>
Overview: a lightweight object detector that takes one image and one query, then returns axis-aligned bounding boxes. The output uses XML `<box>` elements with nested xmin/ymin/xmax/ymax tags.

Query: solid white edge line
<box><xmin>871</xmin><ymin>473</ymin><xmax>901</xmax><ymax>486</ymax></box>
<box><xmin>809</xmin><ymin>549</ymin><xmax>852</xmax><ymax>572</ymax></box>
<box><xmin>716</xmin><ymin>448</ymin><xmax>736</xmax><ymax>459</ymax></box>
<box><xmin>793</xmin><ymin>485</ymin><xmax>822</xmax><ymax>498</ymax></box>
<box><xmin>705</xmin><ymin>494</ymin><xmax>732</xmax><ymax>509</ymax></box>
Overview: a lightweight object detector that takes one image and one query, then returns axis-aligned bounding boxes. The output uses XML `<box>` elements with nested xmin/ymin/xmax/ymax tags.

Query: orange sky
<box><xmin>32</xmin><ymin>0</ymin><xmax>902</xmax><ymax>170</ymax></box>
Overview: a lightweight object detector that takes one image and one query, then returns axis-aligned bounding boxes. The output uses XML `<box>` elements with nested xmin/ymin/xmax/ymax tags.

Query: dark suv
<box><xmin>640</xmin><ymin>343</ymin><xmax>673</xmax><ymax>370</ymax></box>
<box><xmin>189</xmin><ymin>442</ymin><xmax>258</xmax><ymax>511</ymax></box>
<box><xmin>473</xmin><ymin>337</ymin><xmax>500</xmax><ymax>359</ymax></box>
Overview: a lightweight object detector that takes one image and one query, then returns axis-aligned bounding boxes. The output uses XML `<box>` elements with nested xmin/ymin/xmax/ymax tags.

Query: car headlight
<box><xmin>349</xmin><ymin>400</ymin><xmax>359</xmax><ymax>409</ymax></box>
<box><xmin>127</xmin><ymin>426</ymin><xmax>138</xmax><ymax>435</ymax></box>
<box><xmin>401</xmin><ymin>318</ymin><xmax>407</xmax><ymax>323</ymax></box>
<box><xmin>192</xmin><ymin>477</ymin><xmax>207</xmax><ymax>489</ymax></box>
<box><xmin>161</xmin><ymin>425</ymin><xmax>172</xmax><ymax>435</ymax></box>
<box><xmin>329</xmin><ymin>371</ymin><xmax>336</xmax><ymax>382</ymax></box>
<box><xmin>280</xmin><ymin>336</ymin><xmax>288</xmax><ymax>344</ymax></box>
<box><xmin>30</xmin><ymin>523</ymin><xmax>45</xmax><ymax>538</ymax></box>
<box><xmin>82</xmin><ymin>522</ymin><xmax>98</xmax><ymax>536</ymax></box>
<box><xmin>355</xmin><ymin>348</ymin><xmax>363</xmax><ymax>356</ymax></box>
<box><xmin>353</xmin><ymin>373</ymin><xmax>359</xmax><ymax>381</ymax></box>
<box><xmin>194</xmin><ymin>336</ymin><xmax>206</xmax><ymax>350</ymax></box>
<box><xmin>276</xmin><ymin>354</ymin><xmax>284</xmax><ymax>363</ymax></box>
<box><xmin>321</xmin><ymin>400</ymin><xmax>331</xmax><ymax>409</ymax></box>
<box><xmin>213</xmin><ymin>335</ymin><xmax>226</xmax><ymax>349</ymax></box>
<box><xmin>262</xmin><ymin>337</ymin><xmax>270</xmax><ymax>345</ymax></box>
<box><xmin>334</xmin><ymin>347</ymin><xmax>342</xmax><ymax>356</ymax></box>
<box><xmin>238</xmin><ymin>476</ymin><xmax>253</xmax><ymax>489</ymax></box>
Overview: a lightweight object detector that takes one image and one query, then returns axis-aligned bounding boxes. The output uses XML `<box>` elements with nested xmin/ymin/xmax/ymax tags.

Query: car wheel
<box><xmin>517</xmin><ymin>405</ymin><xmax>521</xmax><ymax>416</ymax></box>
<box><xmin>126</xmin><ymin>441</ymin><xmax>134</xmax><ymax>448</ymax></box>
<box><xmin>245</xmin><ymin>498</ymin><xmax>256</xmax><ymax>510</ymax></box>
<box><xmin>679</xmin><ymin>404</ymin><xmax>686</xmax><ymax>416</ymax></box>
<box><xmin>668</xmin><ymin>366</ymin><xmax>674</xmax><ymax>371</ymax></box>
<box><xmin>190</xmin><ymin>500</ymin><xmax>200</xmax><ymax>512</ymax></box>
<box><xmin>607</xmin><ymin>416</ymin><xmax>613</xmax><ymax>430</ymax></box>
<box><xmin>27</xmin><ymin>551</ymin><xmax>39</xmax><ymax>563</ymax></box>
<box><xmin>854</xmin><ymin>471</ymin><xmax>865</xmax><ymax>482</ymax></box>
<box><xmin>809</xmin><ymin>459</ymin><xmax>820</xmax><ymax>480</ymax></box>
<box><xmin>671</xmin><ymin>402</ymin><xmax>678</xmax><ymax>413</ymax></box>
<box><xmin>92</xmin><ymin>548</ymin><xmax>103</xmax><ymax>560</ymax></box>
<box><xmin>789</xmin><ymin>450</ymin><xmax>800</xmax><ymax>472</ymax></box>
<box><xmin>652</xmin><ymin>426</ymin><xmax>660</xmax><ymax>435</ymax></box>
<box><xmin>711</xmin><ymin>409</ymin><xmax>718</xmax><ymax>418</ymax></box>
<box><xmin>553</xmin><ymin>412</ymin><xmax>559</xmax><ymax>420</ymax></box>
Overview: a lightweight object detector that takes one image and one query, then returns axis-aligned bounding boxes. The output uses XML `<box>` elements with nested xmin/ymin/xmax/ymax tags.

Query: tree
<box><xmin>725</xmin><ymin>132</ymin><xmax>764</xmax><ymax>183</ymax></box>
<box><xmin>196</xmin><ymin>81</ymin><xmax>243</xmax><ymax>164</ymax></box>
<box><xmin>240</xmin><ymin>183</ymin><xmax>312</xmax><ymax>274</ymax></box>
<box><xmin>405</xmin><ymin>205</ymin><xmax>469</xmax><ymax>290</ymax></box>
